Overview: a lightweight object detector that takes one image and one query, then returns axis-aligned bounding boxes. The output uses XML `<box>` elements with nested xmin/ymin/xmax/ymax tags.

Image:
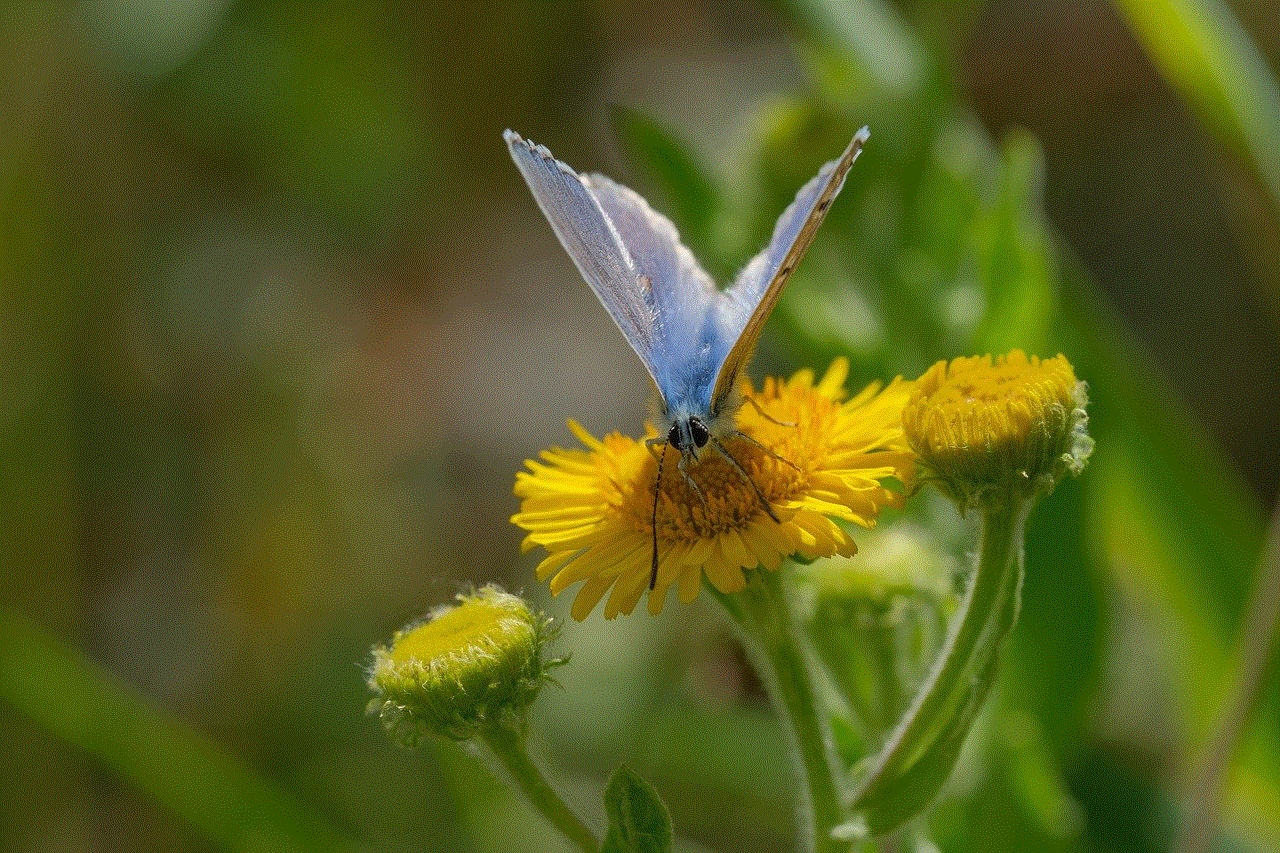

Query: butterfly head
<box><xmin>667</xmin><ymin>416</ymin><xmax>711</xmax><ymax>459</ymax></box>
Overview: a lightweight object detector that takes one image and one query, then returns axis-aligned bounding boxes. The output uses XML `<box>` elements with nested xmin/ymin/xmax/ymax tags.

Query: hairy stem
<box><xmin>850</xmin><ymin>497</ymin><xmax>1027</xmax><ymax>832</ymax></box>
<box><xmin>483</xmin><ymin>723</ymin><xmax>598</xmax><ymax>853</ymax></box>
<box><xmin>713</xmin><ymin>572</ymin><xmax>846</xmax><ymax>853</ymax></box>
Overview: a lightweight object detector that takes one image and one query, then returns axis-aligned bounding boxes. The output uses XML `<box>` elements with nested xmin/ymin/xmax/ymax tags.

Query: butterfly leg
<box><xmin>731</xmin><ymin>429</ymin><xmax>801</xmax><ymax>472</ymax></box>
<box><xmin>675</xmin><ymin>452</ymin><xmax>711</xmax><ymax>514</ymax></box>
<box><xmin>709</xmin><ymin>438</ymin><xmax>781</xmax><ymax>524</ymax></box>
<box><xmin>744</xmin><ymin>394</ymin><xmax>796</xmax><ymax>427</ymax></box>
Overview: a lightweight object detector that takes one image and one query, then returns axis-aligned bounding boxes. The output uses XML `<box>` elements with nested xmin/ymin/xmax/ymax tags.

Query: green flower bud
<box><xmin>795</xmin><ymin>526</ymin><xmax>957</xmax><ymax>736</ymax></box>
<box><xmin>367</xmin><ymin>585</ymin><xmax>560</xmax><ymax>747</ymax></box>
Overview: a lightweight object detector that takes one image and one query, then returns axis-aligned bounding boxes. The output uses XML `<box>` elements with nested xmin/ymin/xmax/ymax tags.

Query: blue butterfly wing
<box><xmin>505</xmin><ymin>130</ymin><xmax>668</xmax><ymax>395</ymax></box>
<box><xmin>710</xmin><ymin>127</ymin><xmax>870</xmax><ymax>415</ymax></box>
<box><xmin>507</xmin><ymin>127</ymin><xmax>870</xmax><ymax>425</ymax></box>
<box><xmin>578</xmin><ymin>172</ymin><xmax>721</xmax><ymax>415</ymax></box>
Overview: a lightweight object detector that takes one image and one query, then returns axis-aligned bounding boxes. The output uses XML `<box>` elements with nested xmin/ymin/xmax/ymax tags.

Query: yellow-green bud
<box><xmin>366</xmin><ymin>585</ymin><xmax>559</xmax><ymax>746</ymax></box>
<box><xmin>903</xmin><ymin>351</ymin><xmax>1092</xmax><ymax>510</ymax></box>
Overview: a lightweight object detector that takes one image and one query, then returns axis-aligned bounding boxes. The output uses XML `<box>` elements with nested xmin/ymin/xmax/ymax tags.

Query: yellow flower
<box><xmin>902</xmin><ymin>350</ymin><xmax>1091</xmax><ymax>508</ymax></box>
<box><xmin>512</xmin><ymin>359</ymin><xmax>916</xmax><ymax>620</ymax></box>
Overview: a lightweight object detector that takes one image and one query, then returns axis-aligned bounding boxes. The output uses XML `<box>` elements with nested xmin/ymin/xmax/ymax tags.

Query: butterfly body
<box><xmin>505</xmin><ymin>126</ymin><xmax>869</xmax><ymax>585</ymax></box>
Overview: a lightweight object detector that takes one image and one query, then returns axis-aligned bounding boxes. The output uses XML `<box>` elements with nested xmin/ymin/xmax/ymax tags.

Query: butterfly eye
<box><xmin>689</xmin><ymin>417</ymin><xmax>711</xmax><ymax>449</ymax></box>
<box><xmin>667</xmin><ymin>422</ymin><xmax>682</xmax><ymax>448</ymax></box>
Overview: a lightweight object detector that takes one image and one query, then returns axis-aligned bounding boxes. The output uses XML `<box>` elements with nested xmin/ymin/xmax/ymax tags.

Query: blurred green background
<box><xmin>2</xmin><ymin>1</ymin><xmax>1278</xmax><ymax>851</ymax></box>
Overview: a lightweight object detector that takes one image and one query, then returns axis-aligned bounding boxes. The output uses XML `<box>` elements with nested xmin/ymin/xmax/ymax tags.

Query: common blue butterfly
<box><xmin>506</xmin><ymin>126</ymin><xmax>869</xmax><ymax>587</ymax></box>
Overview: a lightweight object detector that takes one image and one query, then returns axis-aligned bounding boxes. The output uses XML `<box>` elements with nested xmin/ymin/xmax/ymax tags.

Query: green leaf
<box><xmin>1054</xmin><ymin>251</ymin><xmax>1275</xmax><ymax>762</ymax></box>
<box><xmin>781</xmin><ymin>0</ymin><xmax>927</xmax><ymax>101</ymax></box>
<box><xmin>0</xmin><ymin>609</ymin><xmax>357</xmax><ymax>853</ymax></box>
<box><xmin>1113</xmin><ymin>0</ymin><xmax>1280</xmax><ymax>230</ymax></box>
<box><xmin>1115</xmin><ymin>0</ymin><xmax>1280</xmax><ymax>331</ymax></box>
<box><xmin>600</xmin><ymin>766</ymin><xmax>673</xmax><ymax>853</ymax></box>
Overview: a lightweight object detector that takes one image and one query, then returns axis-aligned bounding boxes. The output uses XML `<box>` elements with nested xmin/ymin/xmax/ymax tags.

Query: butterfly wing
<box><xmin>505</xmin><ymin>130</ymin><xmax>668</xmax><ymax>394</ymax></box>
<box><xmin>578</xmin><ymin>172</ymin><xmax>721</xmax><ymax>410</ymax></box>
<box><xmin>709</xmin><ymin>127</ymin><xmax>870</xmax><ymax>416</ymax></box>
<box><xmin>506</xmin><ymin>129</ymin><xmax>720</xmax><ymax>411</ymax></box>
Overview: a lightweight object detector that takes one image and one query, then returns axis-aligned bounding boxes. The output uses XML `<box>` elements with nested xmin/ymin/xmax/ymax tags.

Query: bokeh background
<box><xmin>3</xmin><ymin>1</ymin><xmax>1278</xmax><ymax>852</ymax></box>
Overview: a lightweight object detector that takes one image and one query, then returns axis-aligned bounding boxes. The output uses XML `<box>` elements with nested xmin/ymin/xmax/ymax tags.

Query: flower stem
<box><xmin>850</xmin><ymin>496</ymin><xmax>1028</xmax><ymax>832</ymax></box>
<box><xmin>482</xmin><ymin>723</ymin><xmax>598</xmax><ymax>853</ymax></box>
<box><xmin>712</xmin><ymin>572</ymin><xmax>846</xmax><ymax>853</ymax></box>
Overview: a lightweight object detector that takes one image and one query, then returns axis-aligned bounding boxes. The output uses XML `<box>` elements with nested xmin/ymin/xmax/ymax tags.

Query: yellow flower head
<box><xmin>512</xmin><ymin>359</ymin><xmax>917</xmax><ymax>620</ymax></box>
<box><xmin>367</xmin><ymin>586</ymin><xmax>559</xmax><ymax>745</ymax></box>
<box><xmin>902</xmin><ymin>350</ymin><xmax>1092</xmax><ymax>509</ymax></box>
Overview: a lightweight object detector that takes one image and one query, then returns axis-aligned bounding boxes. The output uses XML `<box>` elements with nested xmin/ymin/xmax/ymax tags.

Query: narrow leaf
<box><xmin>0</xmin><ymin>609</ymin><xmax>356</xmax><ymax>853</ymax></box>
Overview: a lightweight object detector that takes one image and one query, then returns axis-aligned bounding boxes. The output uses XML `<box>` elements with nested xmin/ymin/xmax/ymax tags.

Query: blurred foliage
<box><xmin>2</xmin><ymin>1</ymin><xmax>1278</xmax><ymax>852</ymax></box>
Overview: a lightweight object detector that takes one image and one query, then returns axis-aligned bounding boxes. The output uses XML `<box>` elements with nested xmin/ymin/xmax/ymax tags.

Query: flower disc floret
<box><xmin>512</xmin><ymin>360</ymin><xmax>916</xmax><ymax>619</ymax></box>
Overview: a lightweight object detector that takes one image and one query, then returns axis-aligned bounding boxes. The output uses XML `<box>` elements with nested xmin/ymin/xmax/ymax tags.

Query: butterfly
<box><xmin>505</xmin><ymin>126</ymin><xmax>869</xmax><ymax>589</ymax></box>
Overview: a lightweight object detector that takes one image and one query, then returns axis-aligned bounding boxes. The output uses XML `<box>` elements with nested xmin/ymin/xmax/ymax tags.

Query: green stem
<box><xmin>482</xmin><ymin>723</ymin><xmax>598</xmax><ymax>853</ymax></box>
<box><xmin>851</xmin><ymin>497</ymin><xmax>1027</xmax><ymax>824</ymax></box>
<box><xmin>712</xmin><ymin>572</ymin><xmax>846</xmax><ymax>853</ymax></box>
<box><xmin>871</xmin><ymin>625</ymin><xmax>901</xmax><ymax>735</ymax></box>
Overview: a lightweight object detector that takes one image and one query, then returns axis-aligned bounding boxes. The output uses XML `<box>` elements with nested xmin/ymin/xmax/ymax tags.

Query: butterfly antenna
<box><xmin>650</xmin><ymin>442</ymin><xmax>668</xmax><ymax>590</ymax></box>
<box><xmin>710</xmin><ymin>438</ymin><xmax>781</xmax><ymax>524</ymax></box>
